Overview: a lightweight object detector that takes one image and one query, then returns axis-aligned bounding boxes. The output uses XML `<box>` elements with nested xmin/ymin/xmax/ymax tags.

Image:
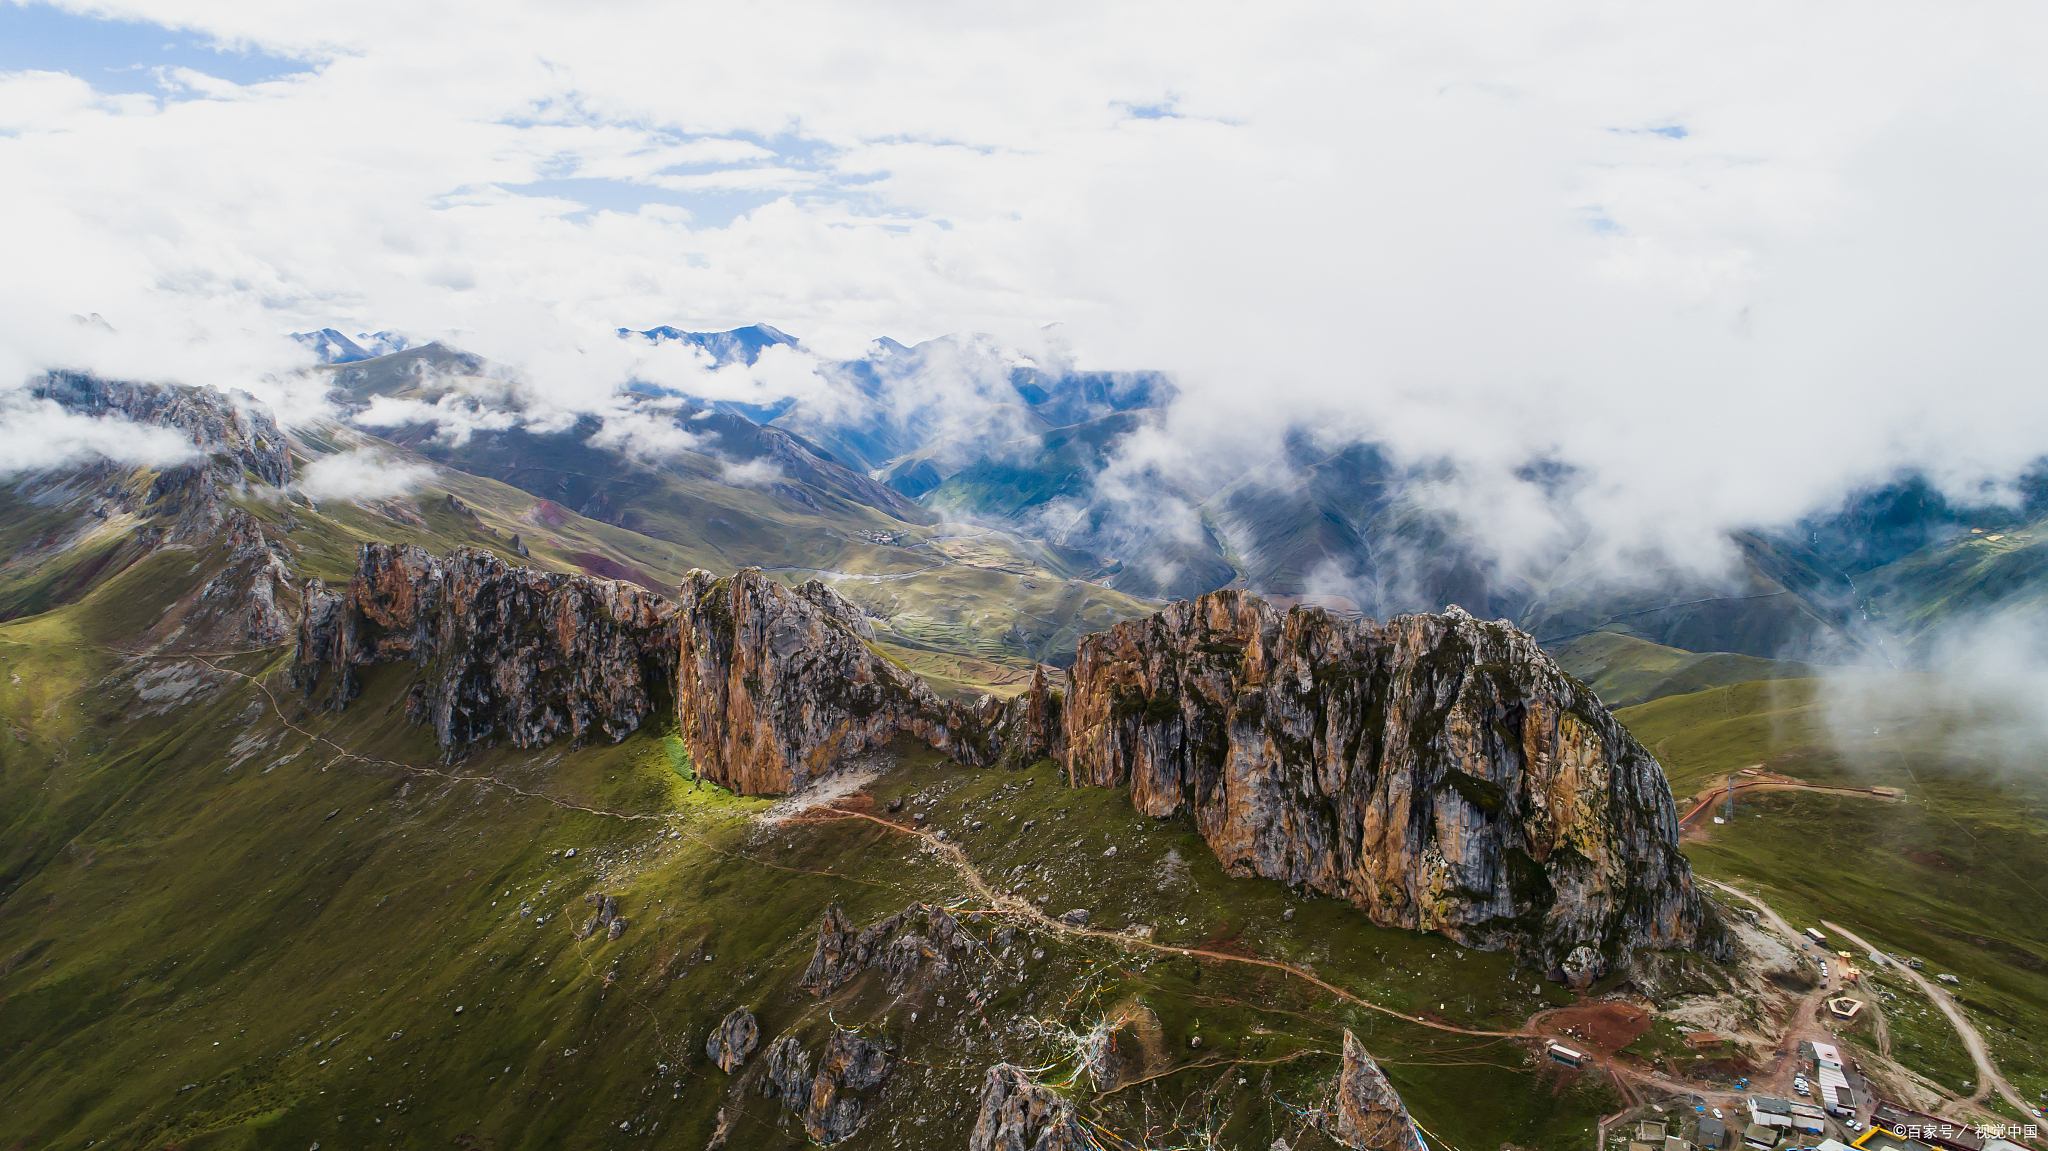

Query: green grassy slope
<box><xmin>1613</xmin><ymin>679</ymin><xmax>2048</xmax><ymax>1106</ymax></box>
<box><xmin>0</xmin><ymin>555</ymin><xmax>1625</xmax><ymax>1149</ymax></box>
<box><xmin>1862</xmin><ymin>523</ymin><xmax>2048</xmax><ymax>648</ymax></box>
<box><xmin>1547</xmin><ymin>631</ymin><xmax>1821</xmax><ymax>709</ymax></box>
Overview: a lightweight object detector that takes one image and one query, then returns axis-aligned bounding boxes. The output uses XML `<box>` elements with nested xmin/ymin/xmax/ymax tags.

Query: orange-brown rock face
<box><xmin>1063</xmin><ymin>590</ymin><xmax>1721</xmax><ymax>971</ymax></box>
<box><xmin>677</xmin><ymin>569</ymin><xmax>1043</xmax><ymax>795</ymax></box>
<box><xmin>293</xmin><ymin>544</ymin><xmax>678</xmax><ymax>754</ymax></box>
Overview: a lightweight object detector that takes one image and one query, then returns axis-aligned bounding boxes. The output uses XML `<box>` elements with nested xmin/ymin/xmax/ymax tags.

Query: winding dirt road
<box><xmin>1822</xmin><ymin>919</ymin><xmax>2034</xmax><ymax>1119</ymax></box>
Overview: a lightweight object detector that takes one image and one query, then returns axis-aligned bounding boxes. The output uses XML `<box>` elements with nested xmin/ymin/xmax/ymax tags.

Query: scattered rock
<box><xmin>1188</xmin><ymin>1036</ymin><xmax>1201</xmax><ymax>1049</ymax></box>
<box><xmin>1101</xmin><ymin>846</ymin><xmax>1117</xmax><ymax>858</ymax></box>
<box><xmin>800</xmin><ymin>903</ymin><xmax>976</xmax><ymax>996</ymax></box>
<box><xmin>1282</xmin><ymin>908</ymin><xmax>1296</xmax><ymax>922</ymax></box>
<box><xmin>706</xmin><ymin>1008</ymin><xmax>758</xmax><ymax>1073</ymax></box>
<box><xmin>1561</xmin><ymin>945</ymin><xmax>1601</xmax><ymax>991</ymax></box>
<box><xmin>1057</xmin><ymin>909</ymin><xmax>1090</xmax><ymax>927</ymax></box>
<box><xmin>968</xmin><ymin>1064</ymin><xmax>1089</xmax><ymax>1151</ymax></box>
<box><xmin>579</xmin><ymin>894</ymin><xmax>626</xmax><ymax>941</ymax></box>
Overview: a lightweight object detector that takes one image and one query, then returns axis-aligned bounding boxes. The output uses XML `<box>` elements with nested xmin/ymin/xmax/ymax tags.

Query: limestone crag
<box><xmin>293</xmin><ymin>543</ymin><xmax>678</xmax><ymax>754</ymax></box>
<box><xmin>752</xmin><ymin>1025</ymin><xmax>894</xmax><ymax>1144</ymax></box>
<box><xmin>799</xmin><ymin>902</ymin><xmax>982</xmax><ymax>996</ymax></box>
<box><xmin>1062</xmin><ymin>590</ymin><xmax>1720</xmax><ymax>969</ymax></box>
<box><xmin>1331</xmin><ymin>1031</ymin><xmax>1428</xmax><ymax>1151</ymax></box>
<box><xmin>967</xmin><ymin>1064</ymin><xmax>1089</xmax><ymax>1151</ymax></box>
<box><xmin>679</xmin><ymin>568</ymin><xmax>1043</xmax><ymax>794</ymax></box>
<box><xmin>706</xmin><ymin>1007</ymin><xmax>758</xmax><ymax>1073</ymax></box>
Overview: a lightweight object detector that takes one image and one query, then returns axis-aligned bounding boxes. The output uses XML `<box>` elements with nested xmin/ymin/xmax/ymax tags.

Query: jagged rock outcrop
<box><xmin>759</xmin><ymin>1036</ymin><xmax>813</xmax><ymax>1106</ymax></box>
<box><xmin>706</xmin><ymin>1007</ymin><xmax>758</xmax><ymax>1073</ymax></box>
<box><xmin>293</xmin><ymin>543</ymin><xmax>678</xmax><ymax>754</ymax></box>
<box><xmin>1332</xmin><ymin>1031</ymin><xmax>1427</xmax><ymax>1151</ymax></box>
<box><xmin>968</xmin><ymin>1064</ymin><xmax>1089</xmax><ymax>1151</ymax></box>
<box><xmin>752</xmin><ymin>1026</ymin><xmax>893</xmax><ymax>1144</ymax></box>
<box><xmin>33</xmin><ymin>371</ymin><xmax>291</xmax><ymax>489</ymax></box>
<box><xmin>799</xmin><ymin>902</ymin><xmax>980</xmax><ymax>996</ymax></box>
<box><xmin>1062</xmin><ymin>591</ymin><xmax>1720</xmax><ymax>970</ymax></box>
<box><xmin>985</xmin><ymin>666</ymin><xmax>1065</xmax><ymax>768</ymax></box>
<box><xmin>803</xmin><ymin>1029</ymin><xmax>893</xmax><ymax>1143</ymax></box>
<box><xmin>679</xmin><ymin>568</ymin><xmax>1049</xmax><ymax>794</ymax></box>
<box><xmin>577</xmin><ymin>892</ymin><xmax>626</xmax><ymax>941</ymax></box>
<box><xmin>173</xmin><ymin>510</ymin><xmax>296</xmax><ymax>647</ymax></box>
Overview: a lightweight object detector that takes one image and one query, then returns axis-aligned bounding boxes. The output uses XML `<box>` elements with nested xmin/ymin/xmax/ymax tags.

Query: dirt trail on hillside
<box><xmin>805</xmin><ymin>806</ymin><xmax>1527</xmax><ymax>1042</ymax></box>
<box><xmin>1705</xmin><ymin>879</ymin><xmax>2036</xmax><ymax>1141</ymax></box>
<box><xmin>161</xmin><ymin>647</ymin><xmax>2026</xmax><ymax>1133</ymax></box>
<box><xmin>1822</xmin><ymin>919</ymin><xmax>2032</xmax><ymax>1117</ymax></box>
<box><xmin>1678</xmin><ymin>778</ymin><xmax>1899</xmax><ymax>829</ymax></box>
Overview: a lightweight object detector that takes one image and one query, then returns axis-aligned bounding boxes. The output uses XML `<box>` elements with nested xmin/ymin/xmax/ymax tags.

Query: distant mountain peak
<box><xmin>291</xmin><ymin>327</ymin><xmax>421</xmax><ymax>363</ymax></box>
<box><xmin>618</xmin><ymin>323</ymin><xmax>803</xmax><ymax>366</ymax></box>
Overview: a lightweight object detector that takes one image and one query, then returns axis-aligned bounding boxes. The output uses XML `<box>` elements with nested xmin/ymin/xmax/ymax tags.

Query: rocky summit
<box><xmin>667</xmin><ymin>569</ymin><xmax>1719</xmax><ymax>972</ymax></box>
<box><xmin>293</xmin><ymin>542</ymin><xmax>679</xmax><ymax>754</ymax></box>
<box><xmin>1060</xmin><ymin>590</ymin><xmax>1722</xmax><ymax>972</ymax></box>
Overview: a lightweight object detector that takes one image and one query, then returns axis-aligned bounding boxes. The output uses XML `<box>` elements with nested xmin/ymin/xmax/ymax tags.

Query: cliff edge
<box><xmin>1062</xmin><ymin>590</ymin><xmax>1720</xmax><ymax>971</ymax></box>
<box><xmin>676</xmin><ymin>568</ymin><xmax>1058</xmax><ymax>794</ymax></box>
<box><xmin>294</xmin><ymin>543</ymin><xmax>678</xmax><ymax>753</ymax></box>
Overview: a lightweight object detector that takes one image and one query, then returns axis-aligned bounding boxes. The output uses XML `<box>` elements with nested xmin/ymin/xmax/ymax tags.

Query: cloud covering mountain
<box><xmin>3</xmin><ymin>0</ymin><xmax>2047</xmax><ymax>593</ymax></box>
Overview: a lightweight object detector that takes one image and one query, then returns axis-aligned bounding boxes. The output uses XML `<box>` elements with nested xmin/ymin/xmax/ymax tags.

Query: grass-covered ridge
<box><xmin>1612</xmin><ymin>676</ymin><xmax>2048</xmax><ymax>1109</ymax></box>
<box><xmin>0</xmin><ymin>545</ymin><xmax>1629</xmax><ymax>1148</ymax></box>
<box><xmin>1547</xmin><ymin>630</ymin><xmax>1821</xmax><ymax>710</ymax></box>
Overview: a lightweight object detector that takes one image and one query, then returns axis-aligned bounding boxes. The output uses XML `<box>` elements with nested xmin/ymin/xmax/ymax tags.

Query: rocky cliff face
<box><xmin>10</xmin><ymin>372</ymin><xmax>298</xmax><ymax>644</ymax></box>
<box><xmin>676</xmin><ymin>569</ymin><xmax>1054</xmax><ymax>794</ymax></box>
<box><xmin>294</xmin><ymin>543</ymin><xmax>678</xmax><ymax>754</ymax></box>
<box><xmin>1062</xmin><ymin>590</ymin><xmax>1719</xmax><ymax>970</ymax></box>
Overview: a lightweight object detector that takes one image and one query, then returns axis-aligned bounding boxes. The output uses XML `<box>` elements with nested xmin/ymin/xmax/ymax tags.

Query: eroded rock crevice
<box><xmin>292</xmin><ymin>543</ymin><xmax>679</xmax><ymax>755</ymax></box>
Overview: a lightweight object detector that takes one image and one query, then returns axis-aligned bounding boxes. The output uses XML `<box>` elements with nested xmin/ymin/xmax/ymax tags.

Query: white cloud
<box><xmin>0</xmin><ymin>0</ymin><xmax>2042</xmax><ymax>579</ymax></box>
<box><xmin>584</xmin><ymin>401</ymin><xmax>705</xmax><ymax>464</ymax></box>
<box><xmin>296</xmin><ymin>448</ymin><xmax>435</xmax><ymax>502</ymax></box>
<box><xmin>719</xmin><ymin>458</ymin><xmax>784</xmax><ymax>488</ymax></box>
<box><xmin>0</xmin><ymin>395</ymin><xmax>201</xmax><ymax>477</ymax></box>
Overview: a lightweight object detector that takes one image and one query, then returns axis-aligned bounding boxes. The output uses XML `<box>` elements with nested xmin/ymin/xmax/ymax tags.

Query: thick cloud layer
<box><xmin>3</xmin><ymin>0</ymin><xmax>2046</xmax><ymax>573</ymax></box>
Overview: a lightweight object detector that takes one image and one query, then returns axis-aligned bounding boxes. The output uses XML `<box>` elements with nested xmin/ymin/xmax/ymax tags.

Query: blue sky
<box><xmin>0</xmin><ymin>2</ymin><xmax>312</xmax><ymax>93</ymax></box>
<box><xmin>0</xmin><ymin>2</ymin><xmax>803</xmax><ymax>225</ymax></box>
